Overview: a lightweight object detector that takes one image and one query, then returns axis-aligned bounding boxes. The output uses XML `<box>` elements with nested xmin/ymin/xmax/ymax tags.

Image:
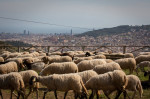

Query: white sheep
<box><xmin>115</xmin><ymin>58</ymin><xmax>136</xmax><ymax>74</ymax></box>
<box><xmin>0</xmin><ymin>61</ymin><xmax>18</xmax><ymax>74</ymax></box>
<box><xmin>42</xmin><ymin>56</ymin><xmax>72</xmax><ymax>64</ymax></box>
<box><xmin>0</xmin><ymin>57</ymin><xmax>4</xmax><ymax>62</ymax></box>
<box><xmin>74</xmin><ymin>57</ymin><xmax>93</xmax><ymax>64</ymax></box>
<box><xmin>19</xmin><ymin>70</ymin><xmax>39</xmax><ymax>99</ymax></box>
<box><xmin>85</xmin><ymin>70</ymin><xmax>128</xmax><ymax>99</ymax></box>
<box><xmin>30</xmin><ymin>73</ymin><xmax>88</xmax><ymax>99</ymax></box>
<box><xmin>135</xmin><ymin>61</ymin><xmax>150</xmax><ymax>75</ymax></box>
<box><xmin>124</xmin><ymin>75</ymin><xmax>143</xmax><ymax>99</ymax></box>
<box><xmin>90</xmin><ymin>54</ymin><xmax>106</xmax><ymax>59</ymax></box>
<box><xmin>0</xmin><ymin>72</ymin><xmax>25</xmax><ymax>99</ymax></box>
<box><xmin>135</xmin><ymin>55</ymin><xmax>150</xmax><ymax>64</ymax></box>
<box><xmin>6</xmin><ymin>58</ymin><xmax>25</xmax><ymax>71</ymax></box>
<box><xmin>40</xmin><ymin>62</ymin><xmax>78</xmax><ymax>76</ymax></box>
<box><xmin>77</xmin><ymin>59</ymin><xmax>106</xmax><ymax>72</ymax></box>
<box><xmin>93</xmin><ymin>62</ymin><xmax>122</xmax><ymax>74</ymax></box>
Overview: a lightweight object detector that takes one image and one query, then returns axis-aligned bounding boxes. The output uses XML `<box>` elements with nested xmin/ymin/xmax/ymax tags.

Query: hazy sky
<box><xmin>0</xmin><ymin>0</ymin><xmax>150</xmax><ymax>34</ymax></box>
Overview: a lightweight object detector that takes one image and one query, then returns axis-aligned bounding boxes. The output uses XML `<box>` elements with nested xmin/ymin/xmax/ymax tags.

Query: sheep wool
<box><xmin>77</xmin><ymin>59</ymin><xmax>107</xmax><ymax>72</ymax></box>
<box><xmin>115</xmin><ymin>58</ymin><xmax>136</xmax><ymax>74</ymax></box>
<box><xmin>126</xmin><ymin>75</ymin><xmax>143</xmax><ymax>98</ymax></box>
<box><xmin>135</xmin><ymin>55</ymin><xmax>150</xmax><ymax>64</ymax></box>
<box><xmin>0</xmin><ymin>57</ymin><xmax>4</xmax><ymax>62</ymax></box>
<box><xmin>0</xmin><ymin>61</ymin><xmax>18</xmax><ymax>74</ymax></box>
<box><xmin>40</xmin><ymin>62</ymin><xmax>78</xmax><ymax>76</ymax></box>
<box><xmin>93</xmin><ymin>62</ymin><xmax>122</xmax><ymax>74</ymax></box>
<box><xmin>85</xmin><ymin>70</ymin><xmax>128</xmax><ymax>94</ymax></box>
<box><xmin>33</xmin><ymin>73</ymin><xmax>88</xmax><ymax>95</ymax></box>
<box><xmin>77</xmin><ymin>70</ymin><xmax>98</xmax><ymax>84</ymax></box>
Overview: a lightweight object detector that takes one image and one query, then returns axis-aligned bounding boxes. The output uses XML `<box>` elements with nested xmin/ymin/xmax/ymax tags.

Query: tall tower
<box><xmin>71</xmin><ymin>29</ymin><xmax>73</xmax><ymax>36</ymax></box>
<box><xmin>24</xmin><ymin>30</ymin><xmax>26</xmax><ymax>35</ymax></box>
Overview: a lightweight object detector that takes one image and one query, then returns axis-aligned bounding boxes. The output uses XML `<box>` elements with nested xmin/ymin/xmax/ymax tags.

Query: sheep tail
<box><xmin>80</xmin><ymin>79</ymin><xmax>88</xmax><ymax>95</ymax></box>
<box><xmin>137</xmin><ymin>80</ymin><xmax>143</xmax><ymax>98</ymax></box>
<box><xmin>19</xmin><ymin>79</ymin><xmax>25</xmax><ymax>91</ymax></box>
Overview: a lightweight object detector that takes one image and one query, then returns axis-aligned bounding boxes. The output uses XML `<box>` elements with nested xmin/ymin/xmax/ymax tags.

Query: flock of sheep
<box><xmin>0</xmin><ymin>50</ymin><xmax>150</xmax><ymax>99</ymax></box>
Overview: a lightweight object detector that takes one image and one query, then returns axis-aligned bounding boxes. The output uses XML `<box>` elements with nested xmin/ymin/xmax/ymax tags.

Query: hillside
<box><xmin>76</xmin><ymin>25</ymin><xmax>150</xmax><ymax>37</ymax></box>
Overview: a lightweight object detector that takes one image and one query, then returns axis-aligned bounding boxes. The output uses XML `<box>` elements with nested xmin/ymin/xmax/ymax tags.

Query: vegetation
<box><xmin>76</xmin><ymin>25</ymin><xmax>150</xmax><ymax>38</ymax></box>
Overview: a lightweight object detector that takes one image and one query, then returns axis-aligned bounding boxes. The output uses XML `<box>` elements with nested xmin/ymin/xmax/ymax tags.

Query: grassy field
<box><xmin>1</xmin><ymin>69</ymin><xmax>150</xmax><ymax>99</ymax></box>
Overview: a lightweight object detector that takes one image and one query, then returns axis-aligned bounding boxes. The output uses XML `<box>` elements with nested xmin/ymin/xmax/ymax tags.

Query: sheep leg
<box><xmin>26</xmin><ymin>87</ymin><xmax>33</xmax><ymax>98</ymax></box>
<box><xmin>89</xmin><ymin>90</ymin><xmax>95</xmax><ymax>99</ymax></box>
<box><xmin>64</xmin><ymin>91</ymin><xmax>68</xmax><ymax>99</ymax></box>
<box><xmin>36</xmin><ymin>89</ymin><xmax>39</xmax><ymax>99</ymax></box>
<box><xmin>123</xmin><ymin>90</ymin><xmax>131</xmax><ymax>99</ymax></box>
<box><xmin>115</xmin><ymin>90</ymin><xmax>122</xmax><ymax>99</ymax></box>
<box><xmin>54</xmin><ymin>90</ymin><xmax>58</xmax><ymax>99</ymax></box>
<box><xmin>132</xmin><ymin>91</ymin><xmax>137</xmax><ymax>99</ymax></box>
<box><xmin>43</xmin><ymin>90</ymin><xmax>49</xmax><ymax>99</ymax></box>
<box><xmin>0</xmin><ymin>90</ymin><xmax>3</xmax><ymax>99</ymax></box>
<box><xmin>10</xmin><ymin>90</ymin><xmax>13</xmax><ymax>99</ymax></box>
<box><xmin>103</xmin><ymin>91</ymin><xmax>110</xmax><ymax>99</ymax></box>
<box><xmin>96</xmin><ymin>90</ymin><xmax>99</xmax><ymax>99</ymax></box>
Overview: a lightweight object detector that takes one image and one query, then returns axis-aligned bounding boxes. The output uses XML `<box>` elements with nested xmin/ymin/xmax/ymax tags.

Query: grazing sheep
<box><xmin>0</xmin><ymin>61</ymin><xmax>18</xmax><ymax>74</ymax></box>
<box><xmin>74</xmin><ymin>57</ymin><xmax>93</xmax><ymax>64</ymax></box>
<box><xmin>40</xmin><ymin>62</ymin><xmax>78</xmax><ymax>76</ymax></box>
<box><xmin>0</xmin><ymin>57</ymin><xmax>4</xmax><ymax>62</ymax></box>
<box><xmin>93</xmin><ymin>62</ymin><xmax>122</xmax><ymax>74</ymax></box>
<box><xmin>19</xmin><ymin>70</ymin><xmax>39</xmax><ymax>99</ymax></box>
<box><xmin>85</xmin><ymin>70</ymin><xmax>128</xmax><ymax>99</ymax></box>
<box><xmin>135</xmin><ymin>55</ymin><xmax>150</xmax><ymax>64</ymax></box>
<box><xmin>135</xmin><ymin>61</ymin><xmax>150</xmax><ymax>75</ymax></box>
<box><xmin>30</xmin><ymin>74</ymin><xmax>88</xmax><ymax>99</ymax></box>
<box><xmin>6</xmin><ymin>58</ymin><xmax>25</xmax><ymax>71</ymax></box>
<box><xmin>77</xmin><ymin>59</ymin><xmax>106</xmax><ymax>72</ymax></box>
<box><xmin>115</xmin><ymin>58</ymin><xmax>136</xmax><ymax>74</ymax></box>
<box><xmin>42</xmin><ymin>56</ymin><xmax>72</xmax><ymax>64</ymax></box>
<box><xmin>124</xmin><ymin>75</ymin><xmax>143</xmax><ymax>99</ymax></box>
<box><xmin>0</xmin><ymin>72</ymin><xmax>25</xmax><ymax>99</ymax></box>
<box><xmin>23</xmin><ymin>61</ymin><xmax>45</xmax><ymax>72</ymax></box>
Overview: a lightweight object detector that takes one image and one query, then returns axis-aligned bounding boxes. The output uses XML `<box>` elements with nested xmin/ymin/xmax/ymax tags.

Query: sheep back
<box><xmin>77</xmin><ymin>59</ymin><xmax>106</xmax><ymax>72</ymax></box>
<box><xmin>0</xmin><ymin>62</ymin><xmax>18</xmax><ymax>74</ymax></box>
<box><xmin>40</xmin><ymin>62</ymin><xmax>78</xmax><ymax>76</ymax></box>
<box><xmin>93</xmin><ymin>62</ymin><xmax>121</xmax><ymax>74</ymax></box>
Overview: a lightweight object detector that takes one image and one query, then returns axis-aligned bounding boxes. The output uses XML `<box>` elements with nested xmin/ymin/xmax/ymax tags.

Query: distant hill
<box><xmin>76</xmin><ymin>25</ymin><xmax>150</xmax><ymax>37</ymax></box>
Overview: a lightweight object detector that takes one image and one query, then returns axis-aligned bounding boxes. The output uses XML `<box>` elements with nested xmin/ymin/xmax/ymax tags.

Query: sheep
<box><xmin>42</xmin><ymin>56</ymin><xmax>72</xmax><ymax>64</ymax></box>
<box><xmin>123</xmin><ymin>75</ymin><xmax>143</xmax><ymax>99</ymax></box>
<box><xmin>90</xmin><ymin>54</ymin><xmax>106</xmax><ymax>59</ymax></box>
<box><xmin>6</xmin><ymin>58</ymin><xmax>25</xmax><ymax>71</ymax></box>
<box><xmin>93</xmin><ymin>62</ymin><xmax>122</xmax><ymax>74</ymax></box>
<box><xmin>77</xmin><ymin>59</ymin><xmax>106</xmax><ymax>72</ymax></box>
<box><xmin>40</xmin><ymin>62</ymin><xmax>78</xmax><ymax>76</ymax></box>
<box><xmin>135</xmin><ymin>55</ymin><xmax>150</xmax><ymax>64</ymax></box>
<box><xmin>85</xmin><ymin>70</ymin><xmax>128</xmax><ymax>99</ymax></box>
<box><xmin>115</xmin><ymin>58</ymin><xmax>136</xmax><ymax>74</ymax></box>
<box><xmin>124</xmin><ymin>53</ymin><xmax>134</xmax><ymax>58</ymax></box>
<box><xmin>29</xmin><ymin>73</ymin><xmax>88</xmax><ymax>99</ymax></box>
<box><xmin>19</xmin><ymin>70</ymin><xmax>39</xmax><ymax>99</ymax></box>
<box><xmin>135</xmin><ymin>61</ymin><xmax>150</xmax><ymax>75</ymax></box>
<box><xmin>23</xmin><ymin>57</ymin><xmax>45</xmax><ymax>72</ymax></box>
<box><xmin>74</xmin><ymin>57</ymin><xmax>93</xmax><ymax>64</ymax></box>
<box><xmin>0</xmin><ymin>57</ymin><xmax>4</xmax><ymax>62</ymax></box>
<box><xmin>0</xmin><ymin>61</ymin><xmax>18</xmax><ymax>74</ymax></box>
<box><xmin>60</xmin><ymin>52</ymin><xmax>74</xmax><ymax>60</ymax></box>
<box><xmin>0</xmin><ymin>72</ymin><xmax>25</xmax><ymax>99</ymax></box>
